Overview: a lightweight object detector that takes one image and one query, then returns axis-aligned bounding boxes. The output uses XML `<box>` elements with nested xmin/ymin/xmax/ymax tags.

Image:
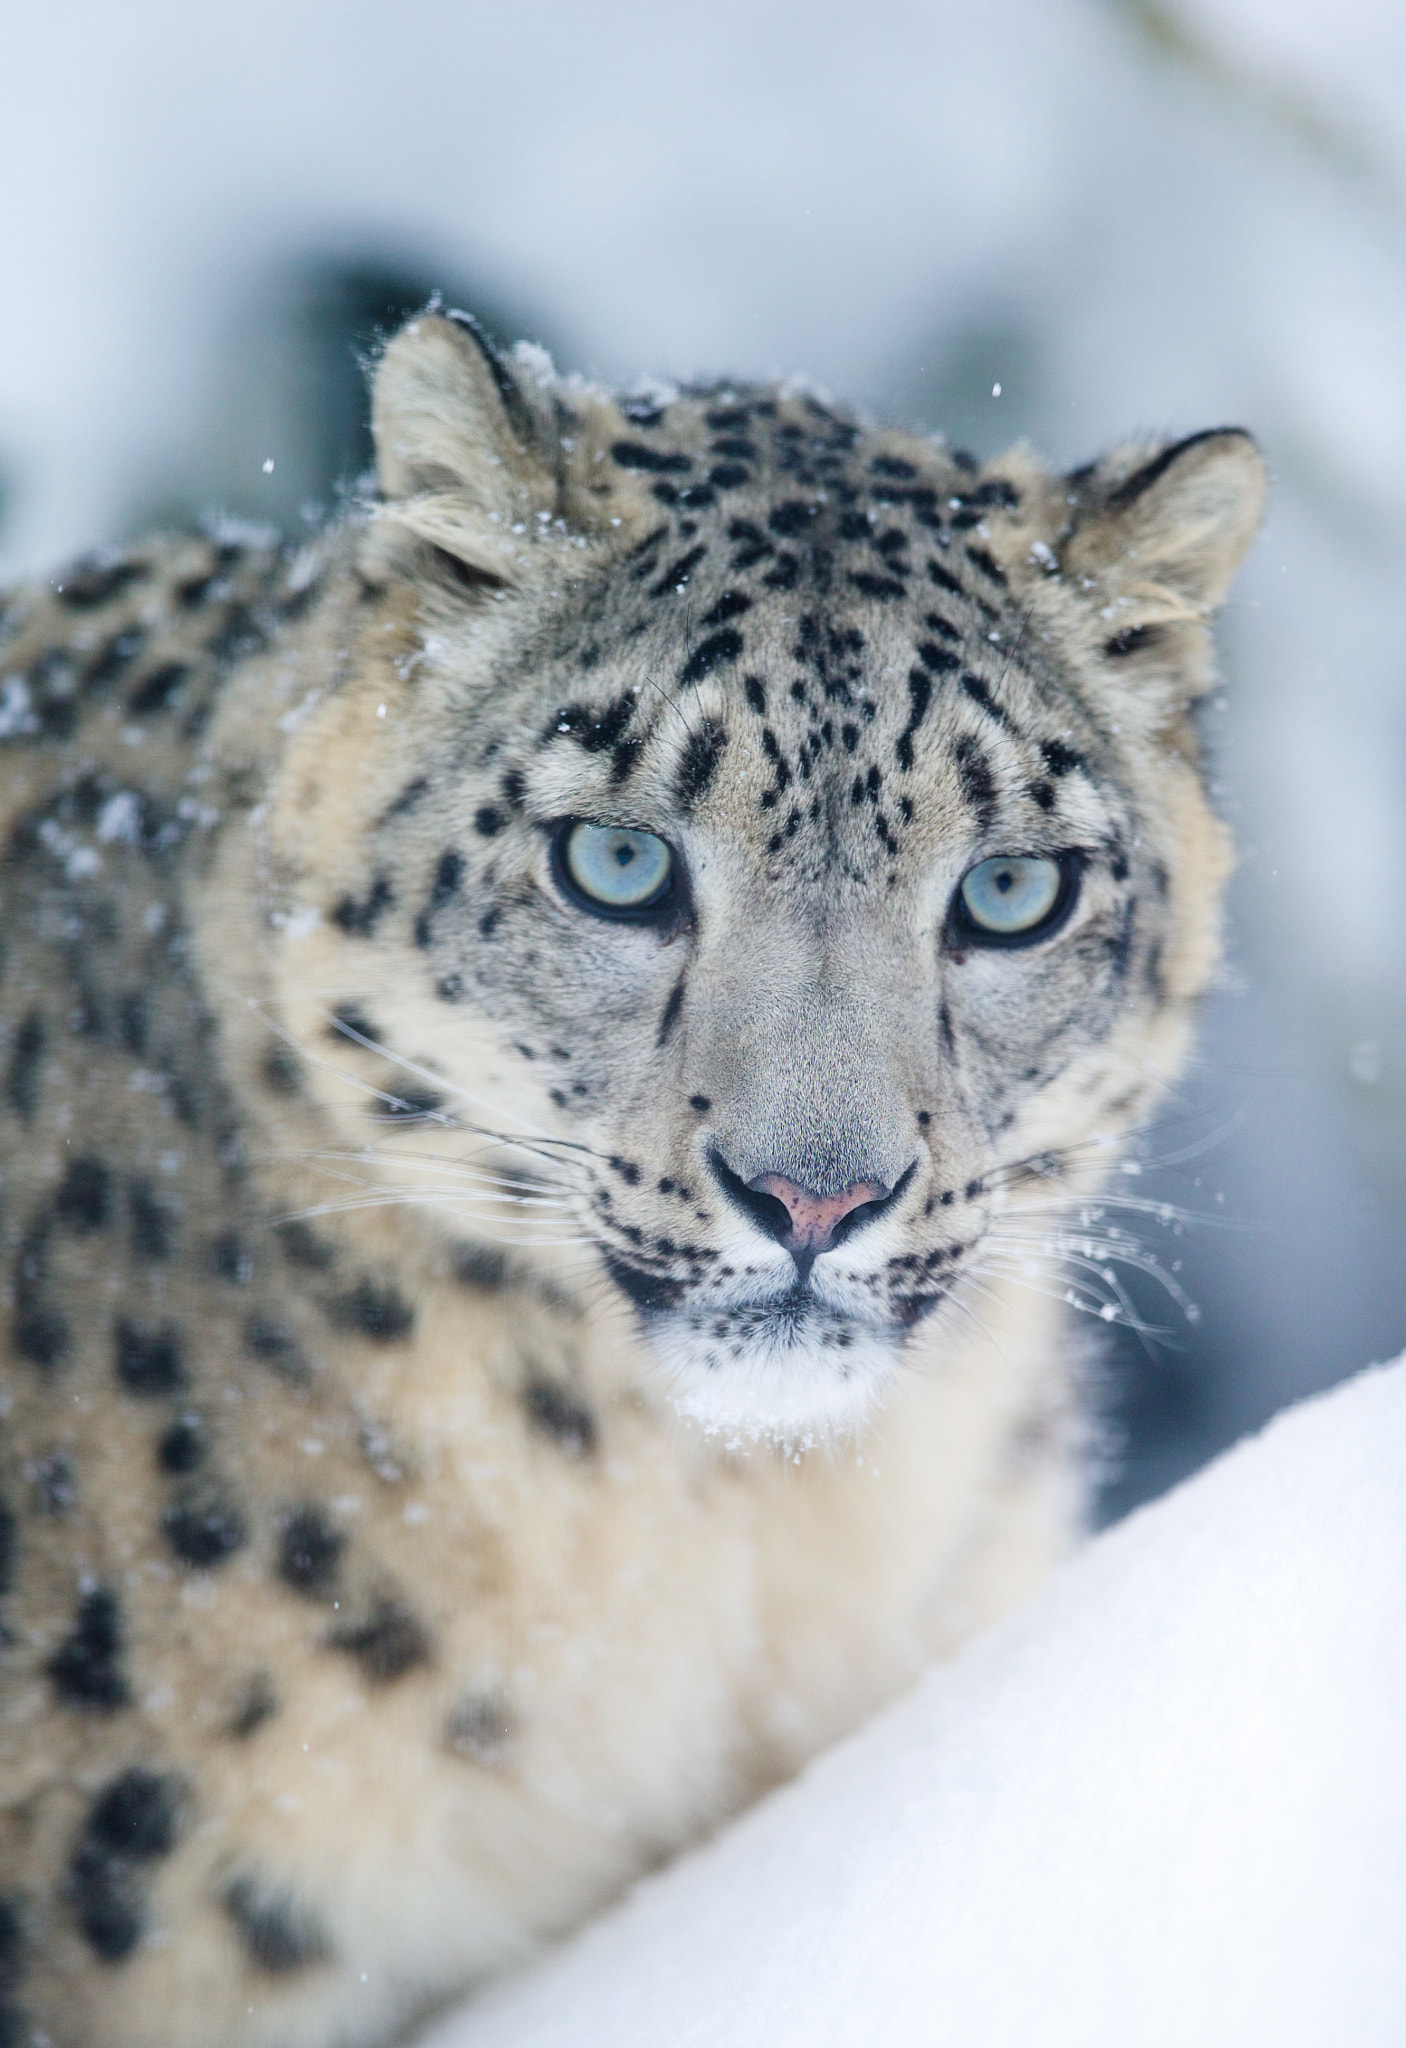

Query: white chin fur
<box><xmin>646</xmin><ymin>1315</ymin><xmax>901</xmax><ymax>1447</ymax></box>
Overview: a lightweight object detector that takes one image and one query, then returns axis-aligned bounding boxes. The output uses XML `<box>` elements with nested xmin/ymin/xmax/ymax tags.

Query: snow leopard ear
<box><xmin>368</xmin><ymin>309</ymin><xmax>561</xmax><ymax>584</ymax></box>
<box><xmin>1048</xmin><ymin>428</ymin><xmax>1266</xmax><ymax>699</ymax></box>
<box><xmin>1061</xmin><ymin>428</ymin><xmax>1266</xmax><ymax>610</ymax></box>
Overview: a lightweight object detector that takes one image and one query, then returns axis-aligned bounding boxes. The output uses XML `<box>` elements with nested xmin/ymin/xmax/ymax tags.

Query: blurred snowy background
<box><xmin>2</xmin><ymin>0</ymin><xmax>1402</xmax><ymax>1518</ymax></box>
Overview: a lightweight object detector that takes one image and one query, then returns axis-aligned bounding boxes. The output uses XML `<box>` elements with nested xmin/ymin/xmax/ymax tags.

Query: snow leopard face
<box><xmin>274</xmin><ymin>313</ymin><xmax>1263</xmax><ymax>1437</ymax></box>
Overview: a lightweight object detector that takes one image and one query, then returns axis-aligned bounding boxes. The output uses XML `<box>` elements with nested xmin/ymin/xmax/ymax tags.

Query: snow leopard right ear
<box><xmin>367</xmin><ymin>309</ymin><xmax>561</xmax><ymax>584</ymax></box>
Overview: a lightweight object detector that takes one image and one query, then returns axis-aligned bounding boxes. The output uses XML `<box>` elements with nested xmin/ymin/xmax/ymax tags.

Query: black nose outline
<box><xmin>707</xmin><ymin>1147</ymin><xmax>917</xmax><ymax>1276</ymax></box>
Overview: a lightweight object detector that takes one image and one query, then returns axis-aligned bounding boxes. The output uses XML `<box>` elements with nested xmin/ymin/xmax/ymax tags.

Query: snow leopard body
<box><xmin>0</xmin><ymin>311</ymin><xmax>1264</xmax><ymax>2047</ymax></box>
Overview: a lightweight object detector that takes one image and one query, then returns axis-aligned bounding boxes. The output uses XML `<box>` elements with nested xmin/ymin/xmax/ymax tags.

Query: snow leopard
<box><xmin>0</xmin><ymin>309</ymin><xmax>1264</xmax><ymax>2048</ymax></box>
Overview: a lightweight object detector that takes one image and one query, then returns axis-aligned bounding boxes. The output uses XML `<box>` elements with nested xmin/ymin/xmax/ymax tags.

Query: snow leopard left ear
<box><xmin>1060</xmin><ymin>428</ymin><xmax>1266</xmax><ymax>612</ymax></box>
<box><xmin>367</xmin><ymin>309</ymin><xmax>562</xmax><ymax>584</ymax></box>
<box><xmin>1028</xmin><ymin>427</ymin><xmax>1266</xmax><ymax>701</ymax></box>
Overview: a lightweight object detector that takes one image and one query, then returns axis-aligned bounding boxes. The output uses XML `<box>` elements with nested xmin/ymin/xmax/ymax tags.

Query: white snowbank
<box><xmin>422</xmin><ymin>1358</ymin><xmax>1406</xmax><ymax>2048</ymax></box>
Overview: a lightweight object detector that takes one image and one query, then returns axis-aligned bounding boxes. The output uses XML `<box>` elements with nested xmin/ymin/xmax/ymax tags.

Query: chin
<box><xmin>642</xmin><ymin>1295</ymin><xmax>908</xmax><ymax>1447</ymax></box>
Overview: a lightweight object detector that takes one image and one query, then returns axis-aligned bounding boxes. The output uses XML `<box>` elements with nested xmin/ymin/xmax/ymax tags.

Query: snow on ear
<box><xmin>1054</xmin><ymin>429</ymin><xmax>1266</xmax><ymax>693</ymax></box>
<box><xmin>369</xmin><ymin>310</ymin><xmax>560</xmax><ymax>583</ymax></box>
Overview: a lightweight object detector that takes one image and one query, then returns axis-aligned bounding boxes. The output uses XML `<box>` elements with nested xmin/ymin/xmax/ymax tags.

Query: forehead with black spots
<box><xmin>460</xmin><ymin>390</ymin><xmax>1123</xmax><ymax>883</ymax></box>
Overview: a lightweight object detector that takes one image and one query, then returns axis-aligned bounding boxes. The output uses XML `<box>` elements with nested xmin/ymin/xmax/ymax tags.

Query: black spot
<box><xmin>689</xmin><ymin>1094</ymin><xmax>711</xmax><ymax>1113</ymax></box>
<box><xmin>437</xmin><ymin>973</ymin><xmax>466</xmax><ymax>1001</ymax></box>
<box><xmin>848</xmin><ymin>571</ymin><xmax>906</xmax><ymax>601</ymax></box>
<box><xmin>727</xmin><ymin>519</ymin><xmax>772</xmax><ymax>570</ymax></box>
<box><xmin>656</xmin><ymin>975</ymin><xmax>686</xmax><ymax>1049</ymax></box>
<box><xmin>380</xmin><ymin>774</ymin><xmax>429</xmax><ymax>821</ymax></box>
<box><xmin>762</xmin><ymin>553</ymin><xmax>800</xmax><ymax>591</ymax></box>
<box><xmin>86</xmin><ymin>1769</ymin><xmax>181</xmax><ymax>1859</ymax></box>
<box><xmin>324</xmin><ymin>1278</ymin><xmax>415</xmax><ymax>1343</ymax></box>
<box><xmin>161</xmin><ymin>1485</ymin><xmax>248</xmax><ymax>1569</ymax></box>
<box><xmin>679</xmin><ymin>629</ymin><xmax>743</xmax><ymax>688</ymax></box>
<box><xmin>157</xmin><ymin>1414</ymin><xmax>206</xmax><ymax>1475</ymax></box>
<box><xmin>0</xmin><ymin>1893</ymin><xmax>24</xmax><ymax>2027</ymax></box>
<box><xmin>1107</xmin><ymin>899</ymin><xmax>1137</xmax><ymax>981</ymax></box>
<box><xmin>223</xmin><ymin>1876</ymin><xmax>333</xmax><ymax>1975</ymax></box>
<box><xmin>700</xmin><ymin>591</ymin><xmax>752</xmax><ymax>629</ymax></box>
<box><xmin>32</xmin><ymin>1451</ymin><xmax>77</xmax><ymax>1515</ymax></box>
<box><xmin>114</xmin><ymin>1318</ymin><xmax>186</xmax><ymax>1397</ymax></box>
<box><xmin>331</xmin><ymin>874</ymin><xmax>395</xmax><ymax>937</ymax></box>
<box><xmin>964</xmin><ymin>545</ymin><xmax>1007</xmax><ymax>586</ymax></box>
<box><xmin>916</xmin><ymin>640</ymin><xmax>960</xmax><ymax>675</ymax></box>
<box><xmin>548</xmin><ymin>696</ymin><xmax>637</xmax><ymax>759</ymax></box>
<box><xmin>229</xmin><ymin>1673</ymin><xmax>278</xmax><ymax>1739</ymax></box>
<box><xmin>278</xmin><ymin>1506</ymin><xmax>345</xmax><ymax>1599</ymax></box>
<box><xmin>129</xmin><ymin>1177</ymin><xmax>176</xmax><ymax>1261</ymax></box>
<box><xmin>871</xmin><ymin>455</ymin><xmax>917</xmax><ymax>479</ymax></box>
<box><xmin>277</xmin><ymin>1220</ymin><xmax>335</xmax><ymax>1271</ymax></box>
<box><xmin>55</xmin><ymin>1156</ymin><xmax>113</xmax><ymax>1232</ymax></box>
<box><xmin>127</xmin><ymin>662</ymin><xmax>190</xmax><ymax>716</ymax></box>
<box><xmin>928</xmin><ymin>559</ymin><xmax>965</xmax><ymax>598</ymax></box>
<box><xmin>938</xmin><ymin>1000</ymin><xmax>957</xmax><ymax>1058</ymax></box>
<box><xmin>610</xmin><ymin>440</ymin><xmax>691</xmax><ymax>474</ymax></box>
<box><xmin>744</xmin><ymin>676</ymin><xmax>767</xmax><ymax>714</ymax></box>
<box><xmin>523</xmin><ymin>1379</ymin><xmax>597</xmax><ymax>1456</ymax></box>
<box><xmin>0</xmin><ymin>1496</ymin><xmax>15</xmax><ymax>1598</ymax></box>
<box><xmin>243</xmin><ymin>1316</ymin><xmax>307</xmax><ymax>1379</ymax></box>
<box><xmin>56</xmin><ymin>558</ymin><xmax>149</xmax><ymax>608</ymax></box>
<box><xmin>1030</xmin><ymin>780</ymin><xmax>1056</xmax><ymax>812</ymax></box>
<box><xmin>328</xmin><ymin>1598</ymin><xmax>432</xmax><ymax>1684</ymax></box>
<box><xmin>896</xmin><ymin>669</ymin><xmax>934</xmax><ymax>773</ymax></box>
<box><xmin>953</xmin><ymin>737</ymin><xmax>999</xmax><ymax>829</ymax></box>
<box><xmin>48</xmin><ymin>1586</ymin><xmax>130</xmax><ymax>1711</ymax></box>
<box><xmin>428</xmin><ymin>849</ymin><xmax>464</xmax><ymax>909</ymax></box>
<box><xmin>675</xmin><ymin>719</ymin><xmax>728</xmax><ymax>808</ymax></box>
<box><xmin>601</xmin><ymin>1253</ymin><xmax>685</xmax><ymax>1314</ymax></box>
<box><xmin>118</xmin><ymin>993</ymin><xmax>148</xmax><ymax>1056</ymax></box>
<box><xmin>960</xmin><ymin>673</ymin><xmax>1015</xmax><ymax>733</ymax></box>
<box><xmin>1041</xmin><ymin>738</ymin><xmax>1084</xmax><ymax>778</ymax></box>
<box><xmin>258</xmin><ymin>1048</ymin><xmax>302</xmax><ymax>1097</ymax></box>
<box><xmin>5</xmin><ymin>1011</ymin><xmax>44</xmax><ymax>1121</ymax></box>
<box><xmin>379</xmin><ymin>1083</ymin><xmax>446</xmax><ymax>1121</ymax></box>
<box><xmin>767</xmin><ymin>501</ymin><xmax>817</xmax><ymax>536</ymax></box>
<box><xmin>456</xmin><ymin>1243</ymin><xmax>510</xmax><ymax>1291</ymax></box>
<box><xmin>649</xmin><ymin>544</ymin><xmax>706</xmax><ymax>597</ymax></box>
<box><xmin>626</xmin><ymin>522</ymin><xmax>669</xmax><ymax>563</ymax></box>
<box><xmin>329</xmin><ymin>1003</ymin><xmax>376</xmax><ymax>1044</ymax></box>
<box><xmin>67</xmin><ymin>1768</ymin><xmax>181</xmax><ymax>1964</ymax></box>
<box><xmin>12</xmin><ymin>1220</ymin><xmax>68</xmax><ymax>1370</ymax></box>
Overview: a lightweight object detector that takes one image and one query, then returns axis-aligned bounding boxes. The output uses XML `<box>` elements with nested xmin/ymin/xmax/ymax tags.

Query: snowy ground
<box><xmin>419</xmin><ymin>1357</ymin><xmax>1406</xmax><ymax>2048</ymax></box>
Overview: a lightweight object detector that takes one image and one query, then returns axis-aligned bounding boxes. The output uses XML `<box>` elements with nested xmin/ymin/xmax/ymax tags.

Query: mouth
<box><xmin>600</xmin><ymin>1250</ymin><xmax>948</xmax><ymax>1441</ymax></box>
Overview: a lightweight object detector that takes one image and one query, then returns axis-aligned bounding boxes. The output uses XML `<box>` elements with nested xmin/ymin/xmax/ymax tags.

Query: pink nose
<box><xmin>746</xmin><ymin>1172</ymin><xmax>891</xmax><ymax>1257</ymax></box>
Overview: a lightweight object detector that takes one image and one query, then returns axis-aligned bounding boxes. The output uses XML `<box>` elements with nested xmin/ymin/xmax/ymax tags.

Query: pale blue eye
<box><xmin>959</xmin><ymin>854</ymin><xmax>1063</xmax><ymax>935</ymax></box>
<box><xmin>563</xmin><ymin>822</ymin><xmax>674</xmax><ymax>910</ymax></box>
